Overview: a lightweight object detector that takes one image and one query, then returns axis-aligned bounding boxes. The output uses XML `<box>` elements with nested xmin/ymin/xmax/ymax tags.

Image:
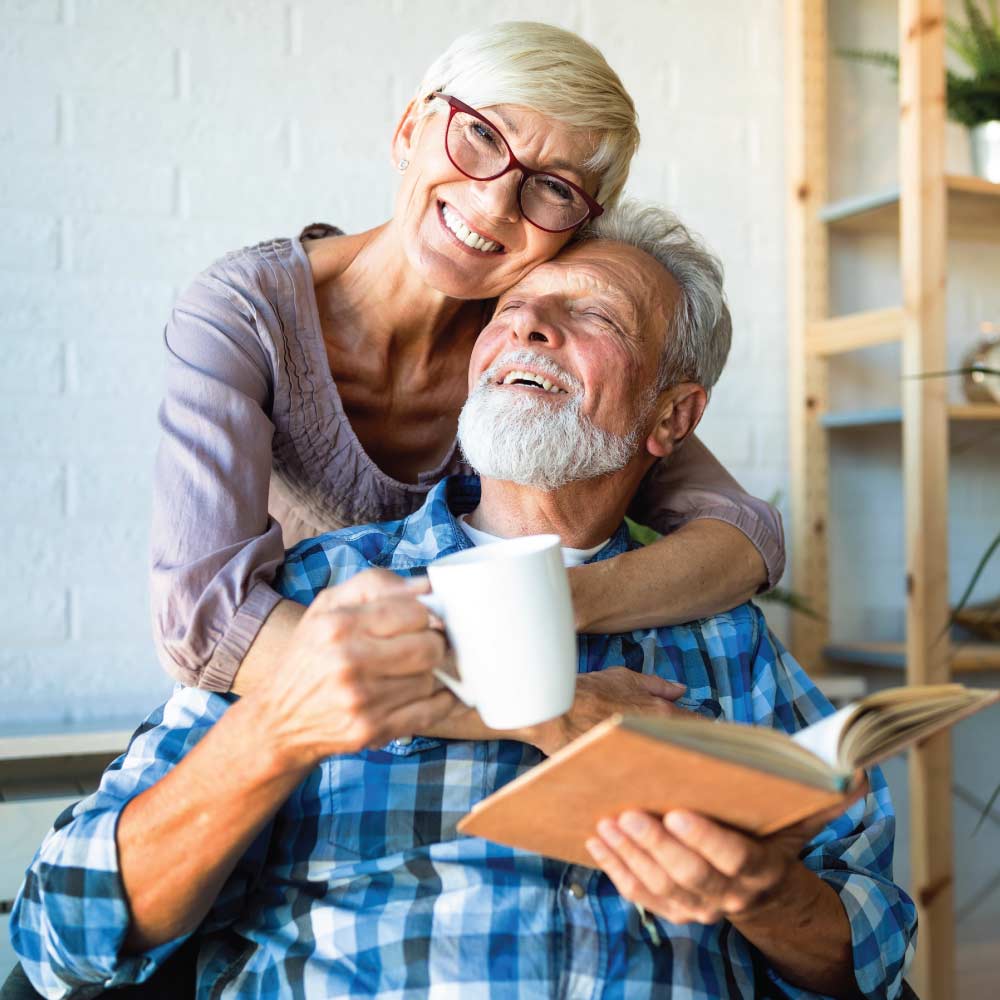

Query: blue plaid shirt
<box><xmin>12</xmin><ymin>477</ymin><xmax>915</xmax><ymax>999</ymax></box>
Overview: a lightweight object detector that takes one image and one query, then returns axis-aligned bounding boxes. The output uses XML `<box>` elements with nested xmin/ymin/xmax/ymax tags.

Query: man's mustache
<box><xmin>476</xmin><ymin>349</ymin><xmax>581</xmax><ymax>394</ymax></box>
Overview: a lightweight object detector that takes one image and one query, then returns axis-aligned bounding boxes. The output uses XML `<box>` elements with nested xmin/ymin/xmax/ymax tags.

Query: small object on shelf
<box><xmin>961</xmin><ymin>328</ymin><xmax>1000</xmax><ymax>403</ymax></box>
<box><xmin>971</xmin><ymin>122</ymin><xmax>1000</xmax><ymax>182</ymax></box>
<box><xmin>953</xmin><ymin>597</ymin><xmax>1000</xmax><ymax>643</ymax></box>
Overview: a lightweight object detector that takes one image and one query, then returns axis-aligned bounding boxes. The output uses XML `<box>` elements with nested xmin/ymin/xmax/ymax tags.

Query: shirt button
<box><xmin>568</xmin><ymin>882</ymin><xmax>585</xmax><ymax>899</ymax></box>
<box><xmin>396</xmin><ymin>736</ymin><xmax>413</xmax><ymax>746</ymax></box>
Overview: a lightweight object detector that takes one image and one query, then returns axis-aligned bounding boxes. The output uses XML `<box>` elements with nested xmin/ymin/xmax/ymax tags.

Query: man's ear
<box><xmin>645</xmin><ymin>383</ymin><xmax>708</xmax><ymax>460</ymax></box>
<box><xmin>391</xmin><ymin>98</ymin><xmax>424</xmax><ymax>169</ymax></box>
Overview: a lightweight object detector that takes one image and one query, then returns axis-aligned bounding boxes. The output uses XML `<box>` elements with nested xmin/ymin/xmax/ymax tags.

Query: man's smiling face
<box><xmin>468</xmin><ymin>240</ymin><xmax>681</xmax><ymax>439</ymax></box>
<box><xmin>458</xmin><ymin>240</ymin><xmax>684</xmax><ymax>491</ymax></box>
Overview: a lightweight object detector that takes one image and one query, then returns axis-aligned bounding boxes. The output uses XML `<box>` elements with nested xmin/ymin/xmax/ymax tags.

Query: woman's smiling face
<box><xmin>391</xmin><ymin>99</ymin><xmax>602</xmax><ymax>301</ymax></box>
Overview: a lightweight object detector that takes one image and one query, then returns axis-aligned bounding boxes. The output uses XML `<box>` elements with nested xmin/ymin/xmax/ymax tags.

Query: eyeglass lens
<box><xmin>446</xmin><ymin>110</ymin><xmax>590</xmax><ymax>231</ymax></box>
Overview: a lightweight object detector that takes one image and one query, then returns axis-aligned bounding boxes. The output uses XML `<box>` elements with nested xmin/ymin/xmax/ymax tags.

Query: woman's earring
<box><xmin>398</xmin><ymin>159</ymin><xmax>409</xmax><ymax>172</ymax></box>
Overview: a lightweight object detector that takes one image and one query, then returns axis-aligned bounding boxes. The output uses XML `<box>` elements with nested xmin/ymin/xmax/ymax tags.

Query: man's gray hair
<box><xmin>577</xmin><ymin>201</ymin><xmax>732</xmax><ymax>392</ymax></box>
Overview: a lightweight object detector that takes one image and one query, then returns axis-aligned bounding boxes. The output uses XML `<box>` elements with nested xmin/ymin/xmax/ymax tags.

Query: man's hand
<box><xmin>256</xmin><ymin>570</ymin><xmax>457</xmax><ymax>767</ymax></box>
<box><xmin>119</xmin><ymin>570</ymin><xmax>456</xmax><ymax>954</ymax></box>
<box><xmin>421</xmin><ymin>667</ymin><xmax>686</xmax><ymax>756</ymax></box>
<box><xmin>584</xmin><ymin>778</ymin><xmax>869</xmax><ymax>926</ymax></box>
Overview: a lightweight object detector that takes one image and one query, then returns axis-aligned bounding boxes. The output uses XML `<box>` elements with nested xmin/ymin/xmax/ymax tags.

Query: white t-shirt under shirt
<box><xmin>457</xmin><ymin>514</ymin><xmax>610</xmax><ymax>568</ymax></box>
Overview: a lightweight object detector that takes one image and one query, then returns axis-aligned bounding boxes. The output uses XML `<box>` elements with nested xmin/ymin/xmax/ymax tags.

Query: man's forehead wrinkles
<box><xmin>528</xmin><ymin>263</ymin><xmax>636</xmax><ymax>304</ymax></box>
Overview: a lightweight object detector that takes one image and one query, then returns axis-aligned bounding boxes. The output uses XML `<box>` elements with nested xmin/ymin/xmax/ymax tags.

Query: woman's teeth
<box><xmin>441</xmin><ymin>204</ymin><xmax>502</xmax><ymax>253</ymax></box>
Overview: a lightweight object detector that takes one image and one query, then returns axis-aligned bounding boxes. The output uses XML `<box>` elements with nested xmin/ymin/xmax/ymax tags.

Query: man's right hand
<box><xmin>256</xmin><ymin>569</ymin><xmax>457</xmax><ymax>767</ymax></box>
<box><xmin>528</xmin><ymin>667</ymin><xmax>688</xmax><ymax>756</ymax></box>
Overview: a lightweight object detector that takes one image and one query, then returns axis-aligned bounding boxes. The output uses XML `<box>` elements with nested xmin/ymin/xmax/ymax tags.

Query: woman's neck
<box><xmin>310</xmin><ymin>220</ymin><xmax>480</xmax><ymax>360</ymax></box>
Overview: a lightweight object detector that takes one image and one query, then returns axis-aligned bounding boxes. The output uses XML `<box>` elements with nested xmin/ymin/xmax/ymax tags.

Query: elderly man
<box><xmin>12</xmin><ymin>204</ymin><xmax>915</xmax><ymax>1000</ymax></box>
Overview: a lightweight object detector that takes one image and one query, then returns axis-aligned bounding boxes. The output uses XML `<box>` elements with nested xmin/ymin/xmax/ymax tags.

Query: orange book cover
<box><xmin>457</xmin><ymin>715</ymin><xmax>856</xmax><ymax>868</ymax></box>
<box><xmin>458</xmin><ymin>684</ymin><xmax>998</xmax><ymax>868</ymax></box>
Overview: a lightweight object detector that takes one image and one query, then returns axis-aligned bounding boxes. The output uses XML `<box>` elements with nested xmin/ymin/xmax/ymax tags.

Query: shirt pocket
<box><xmin>321</xmin><ymin>737</ymin><xmax>488</xmax><ymax>861</ymax></box>
<box><xmin>671</xmin><ymin>695</ymin><xmax>725</xmax><ymax>721</ymax></box>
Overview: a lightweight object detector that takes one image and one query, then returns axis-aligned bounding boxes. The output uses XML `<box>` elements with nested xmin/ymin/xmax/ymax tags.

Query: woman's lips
<box><xmin>437</xmin><ymin>201</ymin><xmax>505</xmax><ymax>254</ymax></box>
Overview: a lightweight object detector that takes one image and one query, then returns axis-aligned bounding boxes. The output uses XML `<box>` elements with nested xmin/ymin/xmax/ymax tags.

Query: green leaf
<box><xmin>837</xmin><ymin>48</ymin><xmax>900</xmax><ymax>77</ymax></box>
<box><xmin>904</xmin><ymin>365</ymin><xmax>1000</xmax><ymax>379</ymax></box>
<box><xmin>624</xmin><ymin>517</ymin><xmax>663</xmax><ymax>547</ymax></box>
<box><xmin>759</xmin><ymin>587</ymin><xmax>825</xmax><ymax>621</ymax></box>
<box><xmin>973</xmin><ymin>781</ymin><xmax>1000</xmax><ymax>835</ymax></box>
<box><xmin>964</xmin><ymin>0</ymin><xmax>1000</xmax><ymax>76</ymax></box>
<box><xmin>949</xmin><ymin>528</ymin><xmax>1000</xmax><ymax>629</ymax></box>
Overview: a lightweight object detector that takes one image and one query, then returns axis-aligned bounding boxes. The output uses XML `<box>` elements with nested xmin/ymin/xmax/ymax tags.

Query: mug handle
<box><xmin>416</xmin><ymin>592</ymin><xmax>475</xmax><ymax>705</ymax></box>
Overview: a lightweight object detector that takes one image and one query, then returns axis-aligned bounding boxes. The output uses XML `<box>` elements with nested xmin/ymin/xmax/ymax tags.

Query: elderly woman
<box><xmin>152</xmin><ymin>22</ymin><xmax>783</xmax><ymax>708</ymax></box>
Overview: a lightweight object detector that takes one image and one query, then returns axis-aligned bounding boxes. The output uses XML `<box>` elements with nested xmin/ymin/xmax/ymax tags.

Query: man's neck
<box><xmin>468</xmin><ymin>465</ymin><xmax>650</xmax><ymax>548</ymax></box>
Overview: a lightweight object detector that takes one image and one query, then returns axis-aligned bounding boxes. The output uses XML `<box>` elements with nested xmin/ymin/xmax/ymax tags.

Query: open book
<box><xmin>457</xmin><ymin>683</ymin><xmax>998</xmax><ymax>868</ymax></box>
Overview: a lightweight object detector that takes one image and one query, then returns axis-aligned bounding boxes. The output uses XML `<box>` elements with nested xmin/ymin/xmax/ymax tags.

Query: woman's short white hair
<box><xmin>579</xmin><ymin>201</ymin><xmax>732</xmax><ymax>392</ymax></box>
<box><xmin>414</xmin><ymin>22</ymin><xmax>639</xmax><ymax>208</ymax></box>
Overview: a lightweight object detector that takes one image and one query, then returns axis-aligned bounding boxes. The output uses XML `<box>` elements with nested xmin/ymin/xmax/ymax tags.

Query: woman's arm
<box><xmin>151</xmin><ymin>256</ymin><xmax>287</xmax><ymax>691</ymax></box>
<box><xmin>571</xmin><ymin>435</ymin><xmax>784</xmax><ymax>632</ymax></box>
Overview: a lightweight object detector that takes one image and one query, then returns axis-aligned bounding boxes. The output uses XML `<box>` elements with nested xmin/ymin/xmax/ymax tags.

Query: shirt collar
<box><xmin>397</xmin><ymin>476</ymin><xmax>632</xmax><ymax>567</ymax></box>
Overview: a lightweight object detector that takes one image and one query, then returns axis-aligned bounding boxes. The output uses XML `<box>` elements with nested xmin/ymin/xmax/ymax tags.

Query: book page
<box><xmin>790</xmin><ymin>704</ymin><xmax>856</xmax><ymax>770</ymax></box>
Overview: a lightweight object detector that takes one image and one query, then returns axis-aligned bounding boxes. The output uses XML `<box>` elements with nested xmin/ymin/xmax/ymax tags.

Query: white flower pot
<box><xmin>970</xmin><ymin>121</ymin><xmax>1000</xmax><ymax>183</ymax></box>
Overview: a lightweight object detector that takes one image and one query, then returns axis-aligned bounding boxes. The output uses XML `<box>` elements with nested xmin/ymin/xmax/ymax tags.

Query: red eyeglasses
<box><xmin>431</xmin><ymin>93</ymin><xmax>604</xmax><ymax>233</ymax></box>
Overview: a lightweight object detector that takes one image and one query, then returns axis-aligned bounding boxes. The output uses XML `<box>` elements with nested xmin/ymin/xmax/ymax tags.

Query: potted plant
<box><xmin>842</xmin><ymin>0</ymin><xmax>1000</xmax><ymax>182</ymax></box>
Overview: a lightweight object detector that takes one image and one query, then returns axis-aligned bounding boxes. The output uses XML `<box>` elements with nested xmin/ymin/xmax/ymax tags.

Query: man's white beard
<box><xmin>458</xmin><ymin>356</ymin><xmax>644</xmax><ymax>491</ymax></box>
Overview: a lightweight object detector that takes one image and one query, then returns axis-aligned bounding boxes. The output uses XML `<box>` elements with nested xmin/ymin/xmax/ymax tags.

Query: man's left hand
<box><xmin>584</xmin><ymin>781</ymin><xmax>868</xmax><ymax>926</ymax></box>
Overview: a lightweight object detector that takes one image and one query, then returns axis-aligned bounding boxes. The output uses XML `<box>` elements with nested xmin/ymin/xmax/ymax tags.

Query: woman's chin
<box><xmin>413</xmin><ymin>242</ymin><xmax>511</xmax><ymax>301</ymax></box>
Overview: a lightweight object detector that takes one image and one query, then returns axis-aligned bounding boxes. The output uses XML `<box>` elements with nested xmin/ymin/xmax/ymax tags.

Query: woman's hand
<box><xmin>527</xmin><ymin>668</ymin><xmax>687</xmax><ymax>756</ymax></box>
<box><xmin>420</xmin><ymin>667</ymin><xmax>687</xmax><ymax>755</ymax></box>
<box><xmin>253</xmin><ymin>569</ymin><xmax>458</xmax><ymax>768</ymax></box>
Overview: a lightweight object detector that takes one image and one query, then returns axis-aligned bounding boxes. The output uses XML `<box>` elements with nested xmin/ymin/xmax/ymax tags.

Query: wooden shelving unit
<box><xmin>786</xmin><ymin>2</ymin><xmax>1000</xmax><ymax>996</ymax></box>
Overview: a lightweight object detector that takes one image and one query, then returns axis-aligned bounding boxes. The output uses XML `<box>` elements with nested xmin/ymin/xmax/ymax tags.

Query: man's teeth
<box><xmin>501</xmin><ymin>371</ymin><xmax>565</xmax><ymax>393</ymax></box>
<box><xmin>441</xmin><ymin>204</ymin><xmax>501</xmax><ymax>253</ymax></box>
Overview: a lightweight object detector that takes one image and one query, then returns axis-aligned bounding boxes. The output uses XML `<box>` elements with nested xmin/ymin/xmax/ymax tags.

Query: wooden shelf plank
<box><xmin>0</xmin><ymin>730</ymin><xmax>131</xmax><ymax>764</ymax></box>
<box><xmin>820</xmin><ymin>174</ymin><xmax>1000</xmax><ymax>240</ymax></box>
<box><xmin>806</xmin><ymin>307</ymin><xmax>904</xmax><ymax>356</ymax></box>
<box><xmin>824</xmin><ymin>642</ymin><xmax>1000</xmax><ymax>672</ymax></box>
<box><xmin>820</xmin><ymin>187</ymin><xmax>901</xmax><ymax>230</ymax></box>
<box><xmin>820</xmin><ymin>407</ymin><xmax>903</xmax><ymax>428</ymax></box>
<box><xmin>819</xmin><ymin>404</ymin><xmax>1000</xmax><ymax>428</ymax></box>
<box><xmin>0</xmin><ymin>730</ymin><xmax>131</xmax><ymax>786</ymax></box>
<box><xmin>948</xmin><ymin>404</ymin><xmax>1000</xmax><ymax>420</ymax></box>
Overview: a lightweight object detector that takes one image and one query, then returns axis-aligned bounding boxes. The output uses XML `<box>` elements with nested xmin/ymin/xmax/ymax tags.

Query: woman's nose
<box><xmin>473</xmin><ymin>171</ymin><xmax>522</xmax><ymax>224</ymax></box>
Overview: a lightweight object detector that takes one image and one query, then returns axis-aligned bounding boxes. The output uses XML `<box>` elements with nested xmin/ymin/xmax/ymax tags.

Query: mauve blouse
<box><xmin>151</xmin><ymin>235</ymin><xmax>785</xmax><ymax>692</ymax></box>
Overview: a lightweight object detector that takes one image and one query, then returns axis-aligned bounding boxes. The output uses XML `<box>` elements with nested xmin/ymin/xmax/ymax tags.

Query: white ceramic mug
<box><xmin>418</xmin><ymin>534</ymin><xmax>577</xmax><ymax>730</ymax></box>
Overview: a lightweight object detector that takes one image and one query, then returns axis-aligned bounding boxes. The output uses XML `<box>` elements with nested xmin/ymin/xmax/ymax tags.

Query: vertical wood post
<box><xmin>785</xmin><ymin>0</ymin><xmax>831</xmax><ymax>672</ymax></box>
<box><xmin>899</xmin><ymin>1</ymin><xmax>953</xmax><ymax>995</ymax></box>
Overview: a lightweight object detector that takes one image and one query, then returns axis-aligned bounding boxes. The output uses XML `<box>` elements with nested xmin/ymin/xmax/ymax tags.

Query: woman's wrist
<box><xmin>520</xmin><ymin>714</ymin><xmax>569</xmax><ymax>757</ymax></box>
<box><xmin>567</xmin><ymin>562</ymin><xmax>606</xmax><ymax>633</ymax></box>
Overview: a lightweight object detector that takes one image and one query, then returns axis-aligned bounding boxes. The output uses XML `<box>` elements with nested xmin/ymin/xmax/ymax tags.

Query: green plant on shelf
<box><xmin>840</xmin><ymin>0</ymin><xmax>1000</xmax><ymax>127</ymax></box>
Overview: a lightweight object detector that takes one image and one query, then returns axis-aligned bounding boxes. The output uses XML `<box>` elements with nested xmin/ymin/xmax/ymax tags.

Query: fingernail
<box><xmin>620</xmin><ymin>812</ymin><xmax>651</xmax><ymax>837</ymax></box>
<box><xmin>666</xmin><ymin>811</ymin><xmax>692</xmax><ymax>835</ymax></box>
<box><xmin>597</xmin><ymin>819</ymin><xmax>622</xmax><ymax>844</ymax></box>
<box><xmin>586</xmin><ymin>838</ymin><xmax>607</xmax><ymax>860</ymax></box>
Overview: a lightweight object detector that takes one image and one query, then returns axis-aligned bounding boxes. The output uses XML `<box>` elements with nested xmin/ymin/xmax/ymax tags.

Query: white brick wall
<box><xmin>0</xmin><ymin>0</ymin><xmax>789</xmax><ymax>728</ymax></box>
